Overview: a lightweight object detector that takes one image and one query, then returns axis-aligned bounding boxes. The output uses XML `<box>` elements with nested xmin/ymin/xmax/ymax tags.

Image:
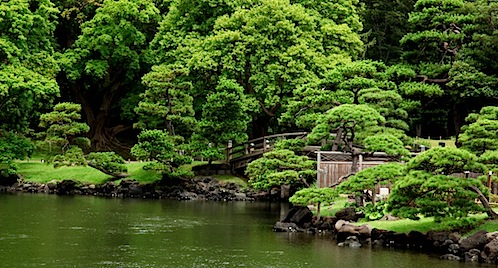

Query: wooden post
<box><xmin>227</xmin><ymin>140</ymin><xmax>233</xmax><ymax>162</ymax></box>
<box><xmin>317</xmin><ymin>152</ymin><xmax>321</xmax><ymax>188</ymax></box>
<box><xmin>263</xmin><ymin>138</ymin><xmax>267</xmax><ymax>152</ymax></box>
<box><xmin>488</xmin><ymin>171</ymin><xmax>493</xmax><ymax>201</ymax></box>
<box><xmin>372</xmin><ymin>185</ymin><xmax>376</xmax><ymax>206</ymax></box>
<box><xmin>358</xmin><ymin>154</ymin><xmax>363</xmax><ymax>172</ymax></box>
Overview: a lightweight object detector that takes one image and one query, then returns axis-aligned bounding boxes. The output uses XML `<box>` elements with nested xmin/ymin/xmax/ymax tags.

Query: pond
<box><xmin>0</xmin><ymin>193</ymin><xmax>487</xmax><ymax>267</ymax></box>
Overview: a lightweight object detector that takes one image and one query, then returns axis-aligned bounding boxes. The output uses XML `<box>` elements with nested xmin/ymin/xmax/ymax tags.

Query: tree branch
<box><xmin>329</xmin><ymin>172</ymin><xmax>356</xmax><ymax>188</ymax></box>
<box><xmin>87</xmin><ymin>162</ymin><xmax>129</xmax><ymax>179</ymax></box>
<box><xmin>416</xmin><ymin>75</ymin><xmax>449</xmax><ymax>84</ymax></box>
<box><xmin>468</xmin><ymin>185</ymin><xmax>498</xmax><ymax>219</ymax></box>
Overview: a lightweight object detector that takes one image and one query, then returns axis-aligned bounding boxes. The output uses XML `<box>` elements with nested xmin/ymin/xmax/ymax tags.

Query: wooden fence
<box><xmin>316</xmin><ymin>151</ymin><xmax>397</xmax><ymax>188</ymax></box>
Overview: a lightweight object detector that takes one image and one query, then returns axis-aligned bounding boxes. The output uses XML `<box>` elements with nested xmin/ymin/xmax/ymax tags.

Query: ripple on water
<box><xmin>0</xmin><ymin>234</ymin><xmax>30</xmax><ymax>240</ymax></box>
<box><xmin>129</xmin><ymin>217</ymin><xmax>203</xmax><ymax>235</ymax></box>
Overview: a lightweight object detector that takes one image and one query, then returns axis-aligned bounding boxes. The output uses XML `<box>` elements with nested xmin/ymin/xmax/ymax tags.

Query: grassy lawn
<box><xmin>319</xmin><ymin>195</ymin><xmax>352</xmax><ymax>217</ymax></box>
<box><xmin>357</xmin><ymin>214</ymin><xmax>488</xmax><ymax>234</ymax></box>
<box><xmin>414</xmin><ymin>138</ymin><xmax>456</xmax><ymax>148</ymax></box>
<box><xmin>318</xmin><ymin>197</ymin><xmax>498</xmax><ymax>235</ymax></box>
<box><xmin>211</xmin><ymin>174</ymin><xmax>247</xmax><ymax>187</ymax></box>
<box><xmin>15</xmin><ymin>159</ymin><xmax>246</xmax><ymax>186</ymax></box>
<box><xmin>16</xmin><ymin>161</ymin><xmax>162</xmax><ymax>185</ymax></box>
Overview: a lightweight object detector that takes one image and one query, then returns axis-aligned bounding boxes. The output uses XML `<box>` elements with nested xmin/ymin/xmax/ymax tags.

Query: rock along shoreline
<box><xmin>0</xmin><ymin>176</ymin><xmax>278</xmax><ymax>201</ymax></box>
<box><xmin>3</xmin><ymin>178</ymin><xmax>497</xmax><ymax>264</ymax></box>
<box><xmin>274</xmin><ymin>206</ymin><xmax>498</xmax><ymax>264</ymax></box>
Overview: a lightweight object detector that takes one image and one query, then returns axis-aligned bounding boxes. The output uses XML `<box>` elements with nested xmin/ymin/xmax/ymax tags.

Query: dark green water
<box><xmin>0</xmin><ymin>193</ymin><xmax>487</xmax><ymax>267</ymax></box>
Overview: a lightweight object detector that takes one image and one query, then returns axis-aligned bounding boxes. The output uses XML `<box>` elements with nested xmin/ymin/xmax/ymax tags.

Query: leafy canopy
<box><xmin>246</xmin><ymin>140</ymin><xmax>315</xmax><ymax>190</ymax></box>
<box><xmin>459</xmin><ymin>106</ymin><xmax>498</xmax><ymax>155</ymax></box>
<box><xmin>39</xmin><ymin>102</ymin><xmax>90</xmax><ymax>153</ymax></box>
<box><xmin>131</xmin><ymin>129</ymin><xmax>193</xmax><ymax>179</ymax></box>
<box><xmin>387</xmin><ymin>147</ymin><xmax>487</xmax><ymax>221</ymax></box>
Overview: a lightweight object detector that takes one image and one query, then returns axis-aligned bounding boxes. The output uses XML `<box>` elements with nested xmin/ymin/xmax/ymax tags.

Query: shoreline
<box><xmin>274</xmin><ymin>206</ymin><xmax>498</xmax><ymax>264</ymax></box>
<box><xmin>0</xmin><ymin>176</ymin><xmax>276</xmax><ymax>201</ymax></box>
<box><xmin>3</xmin><ymin>179</ymin><xmax>498</xmax><ymax>264</ymax></box>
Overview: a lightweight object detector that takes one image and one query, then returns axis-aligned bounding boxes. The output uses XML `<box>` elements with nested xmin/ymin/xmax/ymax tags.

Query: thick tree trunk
<box><xmin>69</xmin><ymin>78</ymin><xmax>132</xmax><ymax>153</ymax></box>
<box><xmin>252</xmin><ymin>115</ymin><xmax>271</xmax><ymax>138</ymax></box>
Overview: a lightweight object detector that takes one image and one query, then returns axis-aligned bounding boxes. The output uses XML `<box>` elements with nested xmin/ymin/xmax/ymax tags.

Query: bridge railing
<box><xmin>227</xmin><ymin>132</ymin><xmax>308</xmax><ymax>164</ymax></box>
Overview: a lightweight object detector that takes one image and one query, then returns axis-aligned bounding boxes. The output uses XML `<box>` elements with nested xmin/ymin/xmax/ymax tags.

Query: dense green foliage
<box><xmin>2</xmin><ymin>0</ymin><xmax>498</xmax><ymax>206</ymax></box>
<box><xmin>459</xmin><ymin>106</ymin><xmax>498</xmax><ymax>155</ymax></box>
<box><xmin>131</xmin><ymin>129</ymin><xmax>193</xmax><ymax>179</ymax></box>
<box><xmin>246</xmin><ymin>149</ymin><xmax>315</xmax><ymax>190</ymax></box>
<box><xmin>39</xmin><ymin>102</ymin><xmax>90</xmax><ymax>153</ymax></box>
<box><xmin>245</xmin><ymin>139</ymin><xmax>315</xmax><ymax>190</ymax></box>
<box><xmin>289</xmin><ymin>187</ymin><xmax>338</xmax><ymax>219</ymax></box>
<box><xmin>387</xmin><ymin>147</ymin><xmax>487</xmax><ymax>221</ymax></box>
<box><xmin>338</xmin><ymin>162</ymin><xmax>405</xmax><ymax>194</ymax></box>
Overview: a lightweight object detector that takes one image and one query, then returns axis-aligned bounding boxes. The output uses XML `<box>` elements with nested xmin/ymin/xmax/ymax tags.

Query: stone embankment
<box><xmin>0</xmin><ymin>177</ymin><xmax>276</xmax><ymax>201</ymax></box>
<box><xmin>273</xmin><ymin>206</ymin><xmax>498</xmax><ymax>264</ymax></box>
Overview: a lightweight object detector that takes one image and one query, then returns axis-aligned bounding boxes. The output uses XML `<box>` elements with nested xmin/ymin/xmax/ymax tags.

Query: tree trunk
<box><xmin>316</xmin><ymin>202</ymin><xmax>321</xmax><ymax>221</ymax></box>
<box><xmin>70</xmin><ymin>79</ymin><xmax>132</xmax><ymax>153</ymax></box>
<box><xmin>452</xmin><ymin>103</ymin><xmax>464</xmax><ymax>146</ymax></box>
<box><xmin>469</xmin><ymin>185</ymin><xmax>498</xmax><ymax>219</ymax></box>
<box><xmin>331</xmin><ymin>128</ymin><xmax>343</xmax><ymax>151</ymax></box>
<box><xmin>252</xmin><ymin>114</ymin><xmax>271</xmax><ymax>138</ymax></box>
<box><xmin>280</xmin><ymin>184</ymin><xmax>290</xmax><ymax>199</ymax></box>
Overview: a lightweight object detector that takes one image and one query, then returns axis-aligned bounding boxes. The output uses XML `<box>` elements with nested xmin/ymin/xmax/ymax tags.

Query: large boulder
<box><xmin>280</xmin><ymin>206</ymin><xmax>313</xmax><ymax>227</ymax></box>
<box><xmin>460</xmin><ymin>230</ymin><xmax>488</xmax><ymax>252</ymax></box>
<box><xmin>336</xmin><ymin>223</ymin><xmax>372</xmax><ymax>242</ymax></box>
<box><xmin>371</xmin><ymin>228</ymin><xmax>409</xmax><ymax>248</ymax></box>
<box><xmin>335</xmin><ymin>207</ymin><xmax>360</xmax><ymax>222</ymax></box>
<box><xmin>407</xmin><ymin>231</ymin><xmax>428</xmax><ymax>249</ymax></box>
<box><xmin>482</xmin><ymin>237</ymin><xmax>498</xmax><ymax>263</ymax></box>
<box><xmin>273</xmin><ymin>222</ymin><xmax>302</xmax><ymax>232</ymax></box>
<box><xmin>273</xmin><ymin>206</ymin><xmax>313</xmax><ymax>232</ymax></box>
<box><xmin>56</xmin><ymin>180</ymin><xmax>78</xmax><ymax>195</ymax></box>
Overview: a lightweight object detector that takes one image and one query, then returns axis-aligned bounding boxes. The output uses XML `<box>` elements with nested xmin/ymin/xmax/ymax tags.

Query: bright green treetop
<box><xmin>0</xmin><ymin>0</ymin><xmax>60</xmax><ymax>133</ymax></box>
<box><xmin>388</xmin><ymin>147</ymin><xmax>488</xmax><ymax>221</ymax></box>
<box><xmin>39</xmin><ymin>102</ymin><xmax>90</xmax><ymax>153</ymax></box>
<box><xmin>60</xmin><ymin>0</ymin><xmax>161</xmax><ymax>150</ymax></box>
<box><xmin>135</xmin><ymin>65</ymin><xmax>197</xmax><ymax>137</ymax></box>
<box><xmin>338</xmin><ymin>162</ymin><xmax>405</xmax><ymax>194</ymax></box>
<box><xmin>307</xmin><ymin>104</ymin><xmax>385</xmax><ymax>150</ymax></box>
<box><xmin>246</xmin><ymin>142</ymin><xmax>315</xmax><ymax>190</ymax></box>
<box><xmin>131</xmin><ymin>129</ymin><xmax>193</xmax><ymax>179</ymax></box>
<box><xmin>459</xmin><ymin>106</ymin><xmax>498</xmax><ymax>155</ymax></box>
<box><xmin>289</xmin><ymin>187</ymin><xmax>338</xmax><ymax>220</ymax></box>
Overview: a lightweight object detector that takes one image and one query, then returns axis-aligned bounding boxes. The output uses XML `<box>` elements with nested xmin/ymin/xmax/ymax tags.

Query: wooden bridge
<box><xmin>226</xmin><ymin>132</ymin><xmax>319</xmax><ymax>170</ymax></box>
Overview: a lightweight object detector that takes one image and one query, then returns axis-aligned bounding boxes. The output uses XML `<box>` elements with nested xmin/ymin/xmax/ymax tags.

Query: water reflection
<box><xmin>0</xmin><ymin>193</ymin><xmax>490</xmax><ymax>267</ymax></box>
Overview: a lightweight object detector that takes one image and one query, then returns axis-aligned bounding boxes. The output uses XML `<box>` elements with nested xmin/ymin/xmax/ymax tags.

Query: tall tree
<box><xmin>60</xmin><ymin>0</ymin><xmax>161</xmax><ymax>151</ymax></box>
<box><xmin>135</xmin><ymin>65</ymin><xmax>196</xmax><ymax>137</ymax></box>
<box><xmin>150</xmin><ymin>0</ymin><xmax>363</xmax><ymax>138</ymax></box>
<box><xmin>397</xmin><ymin>0</ymin><xmax>498</xmax><ymax>138</ymax></box>
<box><xmin>0</xmin><ymin>0</ymin><xmax>60</xmax><ymax>133</ymax></box>
<box><xmin>360</xmin><ymin>0</ymin><xmax>415</xmax><ymax>63</ymax></box>
<box><xmin>282</xmin><ymin>60</ymin><xmax>410</xmax><ymax>144</ymax></box>
<box><xmin>387</xmin><ymin>147</ymin><xmax>497</xmax><ymax>220</ymax></box>
<box><xmin>459</xmin><ymin>106</ymin><xmax>498</xmax><ymax>155</ymax></box>
<box><xmin>191</xmin><ymin>78</ymin><xmax>252</xmax><ymax>163</ymax></box>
